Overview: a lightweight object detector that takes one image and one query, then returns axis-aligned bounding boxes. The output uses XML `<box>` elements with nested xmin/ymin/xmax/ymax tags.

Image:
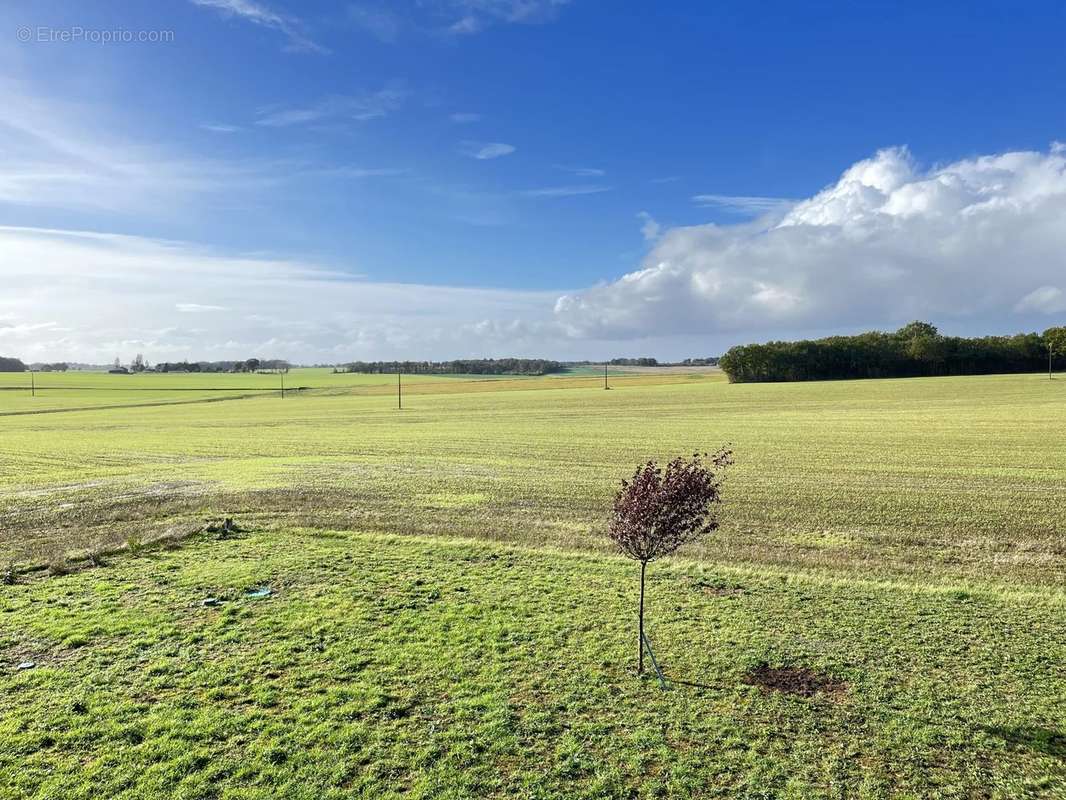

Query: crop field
<box><xmin>1</xmin><ymin>369</ymin><xmax>1065</xmax><ymax>798</ymax></box>
<box><xmin>0</xmin><ymin>370</ymin><xmax>562</xmax><ymax>415</ymax></box>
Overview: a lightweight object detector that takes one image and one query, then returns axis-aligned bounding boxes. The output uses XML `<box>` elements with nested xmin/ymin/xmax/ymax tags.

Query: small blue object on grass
<box><xmin>245</xmin><ymin>586</ymin><xmax>272</xmax><ymax>599</ymax></box>
<box><xmin>17</xmin><ymin>661</ymin><xmax>35</xmax><ymax>670</ymax></box>
<box><xmin>202</xmin><ymin>597</ymin><xmax>221</xmax><ymax>607</ymax></box>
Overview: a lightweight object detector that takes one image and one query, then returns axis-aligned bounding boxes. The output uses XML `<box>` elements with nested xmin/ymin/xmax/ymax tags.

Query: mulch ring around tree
<box><xmin>744</xmin><ymin>663</ymin><xmax>848</xmax><ymax>697</ymax></box>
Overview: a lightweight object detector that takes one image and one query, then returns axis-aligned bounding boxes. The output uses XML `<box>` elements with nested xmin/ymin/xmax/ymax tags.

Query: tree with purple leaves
<box><xmin>607</xmin><ymin>449</ymin><xmax>733</xmax><ymax>674</ymax></box>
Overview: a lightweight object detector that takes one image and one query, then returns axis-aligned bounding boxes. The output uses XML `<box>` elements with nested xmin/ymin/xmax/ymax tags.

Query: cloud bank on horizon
<box><xmin>0</xmin><ymin>226</ymin><xmax>559</xmax><ymax>363</ymax></box>
<box><xmin>3</xmin><ymin>145</ymin><xmax>1066</xmax><ymax>363</ymax></box>
<box><xmin>555</xmin><ymin>145</ymin><xmax>1066</xmax><ymax>340</ymax></box>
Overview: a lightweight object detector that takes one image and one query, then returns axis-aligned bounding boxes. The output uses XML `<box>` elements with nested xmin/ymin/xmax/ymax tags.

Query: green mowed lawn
<box><xmin>2</xmin><ymin>529</ymin><xmax>1063</xmax><ymax>799</ymax></box>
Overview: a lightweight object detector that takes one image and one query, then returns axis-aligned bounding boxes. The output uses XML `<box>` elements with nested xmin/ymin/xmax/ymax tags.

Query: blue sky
<box><xmin>2</xmin><ymin>1</ymin><xmax>1066</xmax><ymax>363</ymax></box>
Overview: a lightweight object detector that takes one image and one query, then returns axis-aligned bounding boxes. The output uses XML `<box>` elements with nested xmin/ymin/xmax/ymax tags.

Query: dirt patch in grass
<box><xmin>744</xmin><ymin>663</ymin><xmax>847</xmax><ymax>697</ymax></box>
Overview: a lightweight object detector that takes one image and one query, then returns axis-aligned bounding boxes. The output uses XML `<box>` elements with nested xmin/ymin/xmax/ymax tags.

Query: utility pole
<box><xmin>397</xmin><ymin>370</ymin><xmax>402</xmax><ymax>410</ymax></box>
<box><xmin>30</xmin><ymin>370</ymin><xmax>35</xmax><ymax>398</ymax></box>
<box><xmin>604</xmin><ymin>361</ymin><xmax>609</xmax><ymax>390</ymax></box>
<box><xmin>280</xmin><ymin>371</ymin><xmax>285</xmax><ymax>398</ymax></box>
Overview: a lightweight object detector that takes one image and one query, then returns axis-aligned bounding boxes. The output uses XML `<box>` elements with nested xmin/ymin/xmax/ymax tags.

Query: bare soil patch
<box><xmin>744</xmin><ymin>663</ymin><xmax>847</xmax><ymax>697</ymax></box>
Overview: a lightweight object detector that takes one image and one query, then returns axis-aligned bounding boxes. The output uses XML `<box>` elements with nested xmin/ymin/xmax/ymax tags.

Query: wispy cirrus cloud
<box><xmin>200</xmin><ymin>123</ymin><xmax>241</xmax><ymax>134</ymax></box>
<box><xmin>445</xmin><ymin>0</ymin><xmax>571</xmax><ymax>35</ymax></box>
<box><xmin>0</xmin><ymin>320</ymin><xmax>63</xmax><ymax>337</ymax></box>
<box><xmin>190</xmin><ymin>0</ymin><xmax>327</xmax><ymax>53</ymax></box>
<box><xmin>255</xmin><ymin>82</ymin><xmax>408</xmax><ymax>127</ymax></box>
<box><xmin>520</xmin><ymin>185</ymin><xmax>611</xmax><ymax>198</ymax></box>
<box><xmin>0</xmin><ymin>226</ymin><xmax>564</xmax><ymax>363</ymax></box>
<box><xmin>459</xmin><ymin>141</ymin><xmax>516</xmax><ymax>160</ymax></box>
<box><xmin>0</xmin><ymin>79</ymin><xmax>404</xmax><ymax>216</ymax></box>
<box><xmin>450</xmin><ymin>112</ymin><xmax>482</xmax><ymax>124</ymax></box>
<box><xmin>176</xmin><ymin>303</ymin><xmax>228</xmax><ymax>313</ymax></box>
<box><xmin>347</xmin><ymin>4</ymin><xmax>403</xmax><ymax>43</ymax></box>
<box><xmin>0</xmin><ymin>79</ymin><xmax>274</xmax><ymax>213</ymax></box>
<box><xmin>691</xmin><ymin>193</ymin><xmax>793</xmax><ymax>215</ymax></box>
<box><xmin>309</xmin><ymin>166</ymin><xmax>408</xmax><ymax>179</ymax></box>
<box><xmin>555</xmin><ymin>164</ymin><xmax>605</xmax><ymax>177</ymax></box>
<box><xmin>346</xmin><ymin>1</ymin><xmax>570</xmax><ymax>39</ymax></box>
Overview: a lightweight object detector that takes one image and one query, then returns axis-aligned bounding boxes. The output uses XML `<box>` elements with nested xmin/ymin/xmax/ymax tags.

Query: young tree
<box><xmin>607</xmin><ymin>449</ymin><xmax>733</xmax><ymax>674</ymax></box>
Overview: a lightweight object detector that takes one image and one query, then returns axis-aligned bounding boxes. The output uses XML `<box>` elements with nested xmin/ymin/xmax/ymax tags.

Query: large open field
<box><xmin>2</xmin><ymin>370</ymin><xmax>1064</xmax><ymax>798</ymax></box>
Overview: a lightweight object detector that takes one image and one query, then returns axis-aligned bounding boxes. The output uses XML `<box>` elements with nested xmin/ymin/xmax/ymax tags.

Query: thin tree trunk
<box><xmin>638</xmin><ymin>561</ymin><xmax>646</xmax><ymax>674</ymax></box>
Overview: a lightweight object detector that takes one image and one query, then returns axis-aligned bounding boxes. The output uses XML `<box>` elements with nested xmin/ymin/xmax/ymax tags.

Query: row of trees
<box><xmin>107</xmin><ymin>355</ymin><xmax>153</xmax><ymax>373</ymax></box>
<box><xmin>677</xmin><ymin>357</ymin><xmax>719</xmax><ymax>366</ymax></box>
<box><xmin>609</xmin><ymin>357</ymin><xmax>659</xmax><ymax>367</ymax></box>
<box><xmin>0</xmin><ymin>356</ymin><xmax>27</xmax><ymax>372</ymax></box>
<box><xmin>718</xmin><ymin>322</ymin><xmax>1066</xmax><ymax>383</ymax></box>
<box><xmin>1</xmin><ymin>356</ymin><xmax>293</xmax><ymax>374</ymax></box>
<box><xmin>338</xmin><ymin>358</ymin><xmax>564</xmax><ymax>376</ymax></box>
<box><xmin>155</xmin><ymin>359</ymin><xmax>290</xmax><ymax>373</ymax></box>
<box><xmin>572</xmin><ymin>357</ymin><xmax>719</xmax><ymax>367</ymax></box>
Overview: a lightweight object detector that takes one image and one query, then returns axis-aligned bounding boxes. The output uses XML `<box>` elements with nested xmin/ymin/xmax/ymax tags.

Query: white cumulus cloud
<box><xmin>555</xmin><ymin>145</ymin><xmax>1066</xmax><ymax>340</ymax></box>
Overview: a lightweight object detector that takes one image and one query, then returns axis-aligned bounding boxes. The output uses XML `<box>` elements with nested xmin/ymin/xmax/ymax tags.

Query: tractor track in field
<box><xmin>0</xmin><ymin>389</ymin><xmax>297</xmax><ymax>418</ymax></box>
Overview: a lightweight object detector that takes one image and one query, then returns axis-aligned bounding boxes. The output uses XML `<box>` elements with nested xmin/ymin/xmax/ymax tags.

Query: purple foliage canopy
<box><xmin>608</xmin><ymin>449</ymin><xmax>733</xmax><ymax>564</ymax></box>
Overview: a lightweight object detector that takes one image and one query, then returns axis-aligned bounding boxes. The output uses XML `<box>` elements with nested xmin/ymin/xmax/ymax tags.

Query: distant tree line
<box><xmin>677</xmin><ymin>357</ymin><xmax>719</xmax><ymax>367</ymax></box>
<box><xmin>155</xmin><ymin>358</ymin><xmax>290</xmax><ymax>373</ymax></box>
<box><xmin>3</xmin><ymin>356</ymin><xmax>294</xmax><ymax>374</ymax></box>
<box><xmin>570</xmin><ymin>357</ymin><xmax>720</xmax><ymax>367</ymax></box>
<box><xmin>609</xmin><ymin>357</ymin><xmax>659</xmax><ymax>366</ymax></box>
<box><xmin>0</xmin><ymin>356</ymin><xmax>27</xmax><ymax>372</ymax></box>
<box><xmin>339</xmin><ymin>358</ymin><xmax>564</xmax><ymax>375</ymax></box>
<box><xmin>719</xmin><ymin>322</ymin><xmax>1066</xmax><ymax>383</ymax></box>
<box><xmin>30</xmin><ymin>362</ymin><xmax>69</xmax><ymax>372</ymax></box>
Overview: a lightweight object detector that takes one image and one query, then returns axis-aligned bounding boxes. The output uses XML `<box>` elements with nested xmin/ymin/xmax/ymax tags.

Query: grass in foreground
<box><xmin>2</xmin><ymin>528</ymin><xmax>1063</xmax><ymax>799</ymax></box>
